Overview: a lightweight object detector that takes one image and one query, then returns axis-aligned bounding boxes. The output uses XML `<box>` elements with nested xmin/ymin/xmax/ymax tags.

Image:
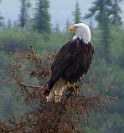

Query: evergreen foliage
<box><xmin>53</xmin><ymin>23</ymin><xmax>60</xmax><ymax>33</ymax></box>
<box><xmin>84</xmin><ymin>0</ymin><xmax>122</xmax><ymax>26</ymax></box>
<box><xmin>19</xmin><ymin>0</ymin><xmax>31</xmax><ymax>29</ymax></box>
<box><xmin>84</xmin><ymin>0</ymin><xmax>122</xmax><ymax>64</ymax></box>
<box><xmin>33</xmin><ymin>0</ymin><xmax>51</xmax><ymax>33</ymax></box>
<box><xmin>7</xmin><ymin>19</ymin><xmax>12</xmax><ymax>28</ymax></box>
<box><xmin>0</xmin><ymin>15</ymin><xmax>4</xmax><ymax>26</ymax></box>
<box><xmin>72</xmin><ymin>1</ymin><xmax>82</xmax><ymax>23</ymax></box>
<box><xmin>0</xmin><ymin>1</ymin><xmax>4</xmax><ymax>26</ymax></box>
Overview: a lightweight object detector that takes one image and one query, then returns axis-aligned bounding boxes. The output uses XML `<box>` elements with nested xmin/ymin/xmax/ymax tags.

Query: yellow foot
<box><xmin>66</xmin><ymin>81</ymin><xmax>79</xmax><ymax>96</ymax></box>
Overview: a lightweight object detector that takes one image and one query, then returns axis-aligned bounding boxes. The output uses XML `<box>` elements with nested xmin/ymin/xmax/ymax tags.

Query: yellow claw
<box><xmin>66</xmin><ymin>81</ymin><xmax>79</xmax><ymax>96</ymax></box>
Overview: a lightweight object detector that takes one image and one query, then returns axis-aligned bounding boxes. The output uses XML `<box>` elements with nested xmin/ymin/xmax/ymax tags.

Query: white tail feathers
<box><xmin>46</xmin><ymin>78</ymin><xmax>65</xmax><ymax>102</ymax></box>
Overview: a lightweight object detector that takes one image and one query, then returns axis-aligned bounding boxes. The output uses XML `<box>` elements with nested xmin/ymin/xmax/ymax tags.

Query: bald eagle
<box><xmin>44</xmin><ymin>23</ymin><xmax>94</xmax><ymax>102</ymax></box>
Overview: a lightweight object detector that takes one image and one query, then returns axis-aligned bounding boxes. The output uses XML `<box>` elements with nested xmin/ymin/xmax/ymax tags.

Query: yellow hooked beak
<box><xmin>68</xmin><ymin>26</ymin><xmax>77</xmax><ymax>32</ymax></box>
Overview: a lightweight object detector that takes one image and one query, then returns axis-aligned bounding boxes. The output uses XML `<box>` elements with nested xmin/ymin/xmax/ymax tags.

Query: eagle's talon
<box><xmin>66</xmin><ymin>81</ymin><xmax>79</xmax><ymax>96</ymax></box>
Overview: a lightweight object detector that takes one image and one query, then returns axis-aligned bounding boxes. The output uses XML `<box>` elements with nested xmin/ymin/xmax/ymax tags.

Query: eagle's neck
<box><xmin>73</xmin><ymin>35</ymin><xmax>90</xmax><ymax>45</ymax></box>
<box><xmin>77</xmin><ymin>38</ymin><xmax>86</xmax><ymax>45</ymax></box>
<box><xmin>72</xmin><ymin>35</ymin><xmax>90</xmax><ymax>45</ymax></box>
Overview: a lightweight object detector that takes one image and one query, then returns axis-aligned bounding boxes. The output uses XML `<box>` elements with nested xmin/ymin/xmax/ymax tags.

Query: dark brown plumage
<box><xmin>44</xmin><ymin>38</ymin><xmax>94</xmax><ymax>95</ymax></box>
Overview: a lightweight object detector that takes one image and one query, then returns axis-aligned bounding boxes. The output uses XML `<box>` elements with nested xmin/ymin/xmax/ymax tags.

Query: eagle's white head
<box><xmin>68</xmin><ymin>23</ymin><xmax>91</xmax><ymax>44</ymax></box>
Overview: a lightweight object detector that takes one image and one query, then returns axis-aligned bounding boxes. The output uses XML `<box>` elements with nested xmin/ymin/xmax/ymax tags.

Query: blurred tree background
<box><xmin>0</xmin><ymin>0</ymin><xmax>124</xmax><ymax>132</ymax></box>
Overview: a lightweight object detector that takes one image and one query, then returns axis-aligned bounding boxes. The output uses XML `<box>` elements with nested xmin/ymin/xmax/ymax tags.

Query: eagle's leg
<box><xmin>66</xmin><ymin>81</ymin><xmax>78</xmax><ymax>96</ymax></box>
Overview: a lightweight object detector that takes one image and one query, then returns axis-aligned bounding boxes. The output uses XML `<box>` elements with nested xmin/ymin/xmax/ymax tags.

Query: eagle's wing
<box><xmin>48</xmin><ymin>39</ymin><xmax>79</xmax><ymax>90</ymax></box>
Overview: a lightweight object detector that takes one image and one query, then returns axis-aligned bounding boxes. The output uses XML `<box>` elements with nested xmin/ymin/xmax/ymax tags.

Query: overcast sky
<box><xmin>0</xmin><ymin>0</ymin><xmax>124</xmax><ymax>30</ymax></box>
